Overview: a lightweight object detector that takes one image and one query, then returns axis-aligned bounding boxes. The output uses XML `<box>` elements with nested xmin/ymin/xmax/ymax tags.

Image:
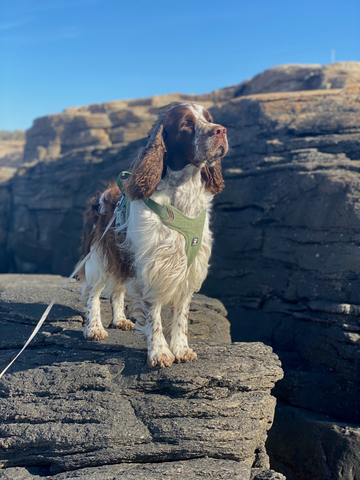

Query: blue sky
<box><xmin>0</xmin><ymin>0</ymin><xmax>359</xmax><ymax>131</ymax></box>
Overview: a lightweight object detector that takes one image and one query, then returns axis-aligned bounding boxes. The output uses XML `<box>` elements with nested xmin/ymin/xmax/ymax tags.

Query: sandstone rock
<box><xmin>22</xmin><ymin>93</ymin><xmax>215</xmax><ymax>164</ymax></box>
<box><xmin>22</xmin><ymin>62</ymin><xmax>360</xmax><ymax>164</ymax></box>
<box><xmin>0</xmin><ymin>275</ymin><xmax>282</xmax><ymax>479</ymax></box>
<box><xmin>234</xmin><ymin>62</ymin><xmax>360</xmax><ymax>97</ymax></box>
<box><xmin>0</xmin><ymin>131</ymin><xmax>25</xmax><ymax>167</ymax></box>
<box><xmin>3</xmin><ymin>62</ymin><xmax>360</xmax><ymax>480</ymax></box>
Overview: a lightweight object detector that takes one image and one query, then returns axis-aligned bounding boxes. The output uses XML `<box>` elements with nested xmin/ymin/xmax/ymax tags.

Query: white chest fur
<box><xmin>125</xmin><ymin>165</ymin><xmax>214</xmax><ymax>306</ymax></box>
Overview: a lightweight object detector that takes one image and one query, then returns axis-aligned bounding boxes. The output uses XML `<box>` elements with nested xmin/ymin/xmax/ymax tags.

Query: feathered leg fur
<box><xmin>169</xmin><ymin>295</ymin><xmax>197</xmax><ymax>363</ymax></box>
<box><xmin>145</xmin><ymin>301</ymin><xmax>175</xmax><ymax>368</ymax></box>
<box><xmin>107</xmin><ymin>277</ymin><xmax>134</xmax><ymax>330</ymax></box>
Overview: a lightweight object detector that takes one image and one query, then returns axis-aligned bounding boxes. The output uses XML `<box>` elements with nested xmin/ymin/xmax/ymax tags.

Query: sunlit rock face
<box><xmin>0</xmin><ymin>275</ymin><xmax>283</xmax><ymax>480</ymax></box>
<box><xmin>2</xmin><ymin>61</ymin><xmax>360</xmax><ymax>480</ymax></box>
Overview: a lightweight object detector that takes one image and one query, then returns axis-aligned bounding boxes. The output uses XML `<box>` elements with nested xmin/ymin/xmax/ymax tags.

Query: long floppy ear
<box><xmin>125</xmin><ymin>121</ymin><xmax>166</xmax><ymax>200</ymax></box>
<box><xmin>201</xmin><ymin>158</ymin><xmax>224</xmax><ymax>195</ymax></box>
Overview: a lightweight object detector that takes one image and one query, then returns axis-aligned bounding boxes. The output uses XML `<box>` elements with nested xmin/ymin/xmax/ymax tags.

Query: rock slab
<box><xmin>0</xmin><ymin>275</ymin><xmax>283</xmax><ymax>480</ymax></box>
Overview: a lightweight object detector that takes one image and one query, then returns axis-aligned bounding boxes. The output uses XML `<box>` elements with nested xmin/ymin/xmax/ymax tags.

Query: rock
<box><xmin>22</xmin><ymin>94</ymin><xmax>216</xmax><ymax>164</ymax></box>
<box><xmin>0</xmin><ymin>173</ymin><xmax>13</xmax><ymax>273</ymax></box>
<box><xmin>233</xmin><ymin>62</ymin><xmax>360</xmax><ymax>97</ymax></box>
<box><xmin>3</xmin><ymin>61</ymin><xmax>360</xmax><ymax>479</ymax></box>
<box><xmin>267</xmin><ymin>403</ymin><xmax>360</xmax><ymax>480</ymax></box>
<box><xmin>0</xmin><ymin>131</ymin><xmax>25</xmax><ymax>167</ymax></box>
<box><xmin>0</xmin><ymin>274</ymin><xmax>231</xmax><ymax>343</ymax></box>
<box><xmin>201</xmin><ymin>84</ymin><xmax>360</xmax><ymax>479</ymax></box>
<box><xmin>0</xmin><ymin>275</ymin><xmax>283</xmax><ymax>479</ymax></box>
<box><xmin>0</xmin><ymin>460</ymin><xmax>252</xmax><ymax>480</ymax></box>
<box><xmin>22</xmin><ymin>62</ymin><xmax>360</xmax><ymax>165</ymax></box>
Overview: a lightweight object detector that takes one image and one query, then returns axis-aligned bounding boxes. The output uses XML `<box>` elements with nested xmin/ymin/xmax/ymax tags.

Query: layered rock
<box><xmin>203</xmin><ymin>85</ymin><xmax>360</xmax><ymax>479</ymax></box>
<box><xmin>0</xmin><ymin>175</ymin><xmax>12</xmax><ymax>273</ymax></box>
<box><xmin>233</xmin><ymin>61</ymin><xmax>360</xmax><ymax>96</ymax></box>
<box><xmin>0</xmin><ymin>275</ymin><xmax>283</xmax><ymax>480</ymax></box>
<box><xmin>2</xmin><ymin>61</ymin><xmax>360</xmax><ymax>479</ymax></box>
<box><xmin>23</xmin><ymin>93</ymin><xmax>224</xmax><ymax>164</ymax></box>
<box><xmin>22</xmin><ymin>62</ymin><xmax>360</xmax><ymax>164</ymax></box>
<box><xmin>0</xmin><ymin>131</ymin><xmax>25</xmax><ymax>167</ymax></box>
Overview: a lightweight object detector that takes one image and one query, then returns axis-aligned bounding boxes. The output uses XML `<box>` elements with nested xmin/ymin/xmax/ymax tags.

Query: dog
<box><xmin>79</xmin><ymin>102</ymin><xmax>228</xmax><ymax>368</ymax></box>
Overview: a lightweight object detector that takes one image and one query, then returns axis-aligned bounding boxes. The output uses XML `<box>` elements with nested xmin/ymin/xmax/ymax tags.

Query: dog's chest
<box><xmin>155</xmin><ymin>167</ymin><xmax>210</xmax><ymax>218</ymax></box>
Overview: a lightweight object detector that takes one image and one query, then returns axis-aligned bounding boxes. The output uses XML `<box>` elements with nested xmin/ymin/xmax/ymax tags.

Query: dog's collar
<box><xmin>116</xmin><ymin>172</ymin><xmax>206</xmax><ymax>267</ymax></box>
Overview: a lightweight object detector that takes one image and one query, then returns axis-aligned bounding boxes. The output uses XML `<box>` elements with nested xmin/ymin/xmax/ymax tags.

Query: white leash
<box><xmin>0</xmin><ymin>213</ymin><xmax>117</xmax><ymax>380</ymax></box>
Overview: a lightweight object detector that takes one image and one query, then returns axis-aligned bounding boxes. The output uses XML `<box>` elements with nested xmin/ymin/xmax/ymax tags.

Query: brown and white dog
<box><xmin>79</xmin><ymin>102</ymin><xmax>228</xmax><ymax>368</ymax></box>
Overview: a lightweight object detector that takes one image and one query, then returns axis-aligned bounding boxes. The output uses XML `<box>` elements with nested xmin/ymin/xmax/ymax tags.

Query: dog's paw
<box><xmin>112</xmin><ymin>318</ymin><xmax>135</xmax><ymax>330</ymax></box>
<box><xmin>84</xmin><ymin>327</ymin><xmax>108</xmax><ymax>341</ymax></box>
<box><xmin>173</xmin><ymin>347</ymin><xmax>198</xmax><ymax>364</ymax></box>
<box><xmin>147</xmin><ymin>349</ymin><xmax>175</xmax><ymax>368</ymax></box>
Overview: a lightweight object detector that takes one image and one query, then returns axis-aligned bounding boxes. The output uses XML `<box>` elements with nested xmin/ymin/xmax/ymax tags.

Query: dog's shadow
<box><xmin>0</xmin><ymin>299</ymin><xmax>149</xmax><ymax>378</ymax></box>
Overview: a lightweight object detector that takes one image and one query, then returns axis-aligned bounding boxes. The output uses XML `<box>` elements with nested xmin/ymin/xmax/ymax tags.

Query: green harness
<box><xmin>115</xmin><ymin>171</ymin><xmax>206</xmax><ymax>267</ymax></box>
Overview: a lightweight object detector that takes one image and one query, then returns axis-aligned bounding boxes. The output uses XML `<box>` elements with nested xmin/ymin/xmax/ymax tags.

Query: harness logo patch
<box><xmin>191</xmin><ymin>237</ymin><xmax>198</xmax><ymax>246</ymax></box>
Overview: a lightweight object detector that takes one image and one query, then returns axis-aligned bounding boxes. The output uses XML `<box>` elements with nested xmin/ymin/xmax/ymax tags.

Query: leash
<box><xmin>0</xmin><ymin>212</ymin><xmax>117</xmax><ymax>380</ymax></box>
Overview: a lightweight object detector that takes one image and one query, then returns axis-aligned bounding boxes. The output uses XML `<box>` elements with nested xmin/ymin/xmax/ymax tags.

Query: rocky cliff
<box><xmin>0</xmin><ymin>275</ymin><xmax>283</xmax><ymax>480</ymax></box>
<box><xmin>19</xmin><ymin>62</ymin><xmax>360</xmax><ymax>165</ymax></box>
<box><xmin>2</xmin><ymin>61</ymin><xmax>360</xmax><ymax>479</ymax></box>
<box><xmin>0</xmin><ymin>131</ymin><xmax>25</xmax><ymax>168</ymax></box>
<box><xmin>205</xmin><ymin>84</ymin><xmax>360</xmax><ymax>480</ymax></box>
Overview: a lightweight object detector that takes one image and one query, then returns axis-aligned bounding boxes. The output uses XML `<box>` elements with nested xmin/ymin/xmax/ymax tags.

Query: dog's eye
<box><xmin>182</xmin><ymin>121</ymin><xmax>193</xmax><ymax>129</ymax></box>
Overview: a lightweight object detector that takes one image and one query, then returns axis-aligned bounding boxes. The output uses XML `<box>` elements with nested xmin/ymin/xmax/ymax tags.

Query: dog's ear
<box><xmin>201</xmin><ymin>158</ymin><xmax>224</xmax><ymax>195</ymax></box>
<box><xmin>125</xmin><ymin>121</ymin><xmax>166</xmax><ymax>201</ymax></box>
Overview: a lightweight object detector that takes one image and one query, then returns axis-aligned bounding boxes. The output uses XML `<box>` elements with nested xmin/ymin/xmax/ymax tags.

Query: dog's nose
<box><xmin>212</xmin><ymin>125</ymin><xmax>227</xmax><ymax>138</ymax></box>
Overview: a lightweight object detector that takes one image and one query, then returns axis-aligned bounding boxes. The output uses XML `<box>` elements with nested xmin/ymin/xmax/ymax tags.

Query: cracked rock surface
<box><xmin>0</xmin><ymin>275</ymin><xmax>283</xmax><ymax>479</ymax></box>
<box><xmin>202</xmin><ymin>83</ymin><xmax>360</xmax><ymax>480</ymax></box>
<box><xmin>4</xmin><ymin>63</ymin><xmax>360</xmax><ymax>480</ymax></box>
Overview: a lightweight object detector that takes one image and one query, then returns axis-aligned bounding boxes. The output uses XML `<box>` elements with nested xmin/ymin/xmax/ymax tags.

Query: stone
<box><xmin>3</xmin><ymin>61</ymin><xmax>360</xmax><ymax>480</ymax></box>
<box><xmin>20</xmin><ymin>62</ymin><xmax>360</xmax><ymax>165</ymax></box>
<box><xmin>267</xmin><ymin>403</ymin><xmax>360</xmax><ymax>480</ymax></box>
<box><xmin>201</xmin><ymin>84</ymin><xmax>360</xmax><ymax>479</ymax></box>
<box><xmin>0</xmin><ymin>460</ymin><xmax>252</xmax><ymax>479</ymax></box>
<box><xmin>0</xmin><ymin>131</ymin><xmax>25</xmax><ymax>167</ymax></box>
<box><xmin>233</xmin><ymin>62</ymin><xmax>360</xmax><ymax>97</ymax></box>
<box><xmin>0</xmin><ymin>275</ymin><xmax>231</xmax><ymax>343</ymax></box>
<box><xmin>0</xmin><ymin>275</ymin><xmax>283</xmax><ymax>479</ymax></box>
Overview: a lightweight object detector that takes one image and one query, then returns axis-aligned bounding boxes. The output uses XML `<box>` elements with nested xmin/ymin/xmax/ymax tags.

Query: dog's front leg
<box><xmin>169</xmin><ymin>294</ymin><xmax>198</xmax><ymax>363</ymax></box>
<box><xmin>145</xmin><ymin>301</ymin><xmax>175</xmax><ymax>368</ymax></box>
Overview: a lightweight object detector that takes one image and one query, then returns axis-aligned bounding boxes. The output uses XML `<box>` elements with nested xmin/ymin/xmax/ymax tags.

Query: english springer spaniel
<box><xmin>79</xmin><ymin>102</ymin><xmax>228</xmax><ymax>368</ymax></box>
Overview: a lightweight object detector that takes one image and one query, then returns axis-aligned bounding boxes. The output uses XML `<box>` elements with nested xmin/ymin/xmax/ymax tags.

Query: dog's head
<box><xmin>125</xmin><ymin>102</ymin><xmax>228</xmax><ymax>200</ymax></box>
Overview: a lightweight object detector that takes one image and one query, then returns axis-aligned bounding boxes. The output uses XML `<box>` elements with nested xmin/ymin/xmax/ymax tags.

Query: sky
<box><xmin>0</xmin><ymin>0</ymin><xmax>359</xmax><ymax>131</ymax></box>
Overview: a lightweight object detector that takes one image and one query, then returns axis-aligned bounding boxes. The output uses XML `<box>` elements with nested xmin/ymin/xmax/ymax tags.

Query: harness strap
<box><xmin>116</xmin><ymin>172</ymin><xmax>206</xmax><ymax>267</ymax></box>
<box><xmin>144</xmin><ymin>199</ymin><xmax>206</xmax><ymax>267</ymax></box>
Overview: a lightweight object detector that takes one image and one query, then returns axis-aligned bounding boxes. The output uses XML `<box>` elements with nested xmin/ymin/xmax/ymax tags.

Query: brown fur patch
<box><xmin>201</xmin><ymin>158</ymin><xmax>225</xmax><ymax>195</ymax></box>
<box><xmin>125</xmin><ymin>124</ymin><xmax>166</xmax><ymax>201</ymax></box>
<box><xmin>80</xmin><ymin>182</ymin><xmax>133</xmax><ymax>281</ymax></box>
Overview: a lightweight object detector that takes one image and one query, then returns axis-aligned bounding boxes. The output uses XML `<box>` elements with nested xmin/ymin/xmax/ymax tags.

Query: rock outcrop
<box><xmin>204</xmin><ymin>85</ymin><xmax>360</xmax><ymax>479</ymax></box>
<box><xmin>2</xmin><ymin>61</ymin><xmax>360</xmax><ymax>479</ymax></box>
<box><xmin>22</xmin><ymin>62</ymin><xmax>360</xmax><ymax>165</ymax></box>
<box><xmin>0</xmin><ymin>131</ymin><xmax>25</xmax><ymax>167</ymax></box>
<box><xmin>233</xmin><ymin>61</ymin><xmax>360</xmax><ymax>96</ymax></box>
<box><xmin>0</xmin><ymin>275</ymin><xmax>283</xmax><ymax>480</ymax></box>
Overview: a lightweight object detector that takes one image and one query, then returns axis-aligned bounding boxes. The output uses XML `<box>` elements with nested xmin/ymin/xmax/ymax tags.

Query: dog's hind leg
<box><xmin>107</xmin><ymin>277</ymin><xmax>134</xmax><ymax>330</ymax></box>
<box><xmin>83</xmin><ymin>250</ymin><xmax>108</xmax><ymax>341</ymax></box>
